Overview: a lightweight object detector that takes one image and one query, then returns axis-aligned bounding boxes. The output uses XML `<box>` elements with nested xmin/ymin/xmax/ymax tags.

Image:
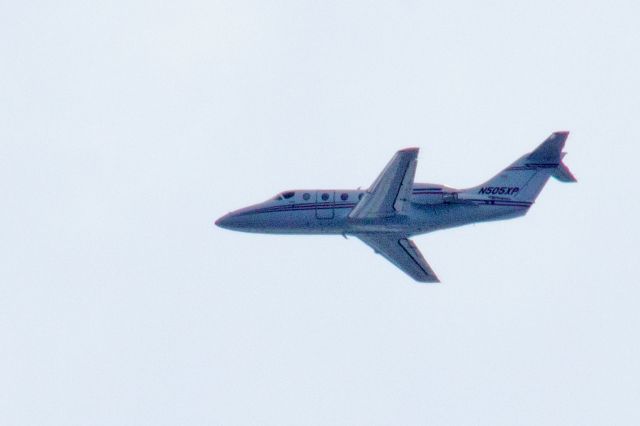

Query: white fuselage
<box><xmin>215</xmin><ymin>184</ymin><xmax>530</xmax><ymax>236</ymax></box>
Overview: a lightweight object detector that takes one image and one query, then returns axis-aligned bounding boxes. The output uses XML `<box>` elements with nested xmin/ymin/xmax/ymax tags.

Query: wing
<box><xmin>355</xmin><ymin>233</ymin><xmax>440</xmax><ymax>283</ymax></box>
<box><xmin>349</xmin><ymin>148</ymin><xmax>418</xmax><ymax>219</ymax></box>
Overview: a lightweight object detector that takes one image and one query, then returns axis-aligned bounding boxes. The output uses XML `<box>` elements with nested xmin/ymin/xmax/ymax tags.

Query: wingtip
<box><xmin>415</xmin><ymin>272</ymin><xmax>441</xmax><ymax>284</ymax></box>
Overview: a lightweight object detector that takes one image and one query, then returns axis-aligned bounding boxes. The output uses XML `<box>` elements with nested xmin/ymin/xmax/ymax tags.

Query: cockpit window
<box><xmin>273</xmin><ymin>191</ymin><xmax>295</xmax><ymax>200</ymax></box>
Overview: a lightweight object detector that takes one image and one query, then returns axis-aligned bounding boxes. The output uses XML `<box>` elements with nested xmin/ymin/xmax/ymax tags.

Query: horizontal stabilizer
<box><xmin>553</xmin><ymin>160</ymin><xmax>577</xmax><ymax>182</ymax></box>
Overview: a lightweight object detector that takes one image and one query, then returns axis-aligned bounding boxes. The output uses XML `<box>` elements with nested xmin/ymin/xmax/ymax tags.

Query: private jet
<box><xmin>216</xmin><ymin>132</ymin><xmax>576</xmax><ymax>282</ymax></box>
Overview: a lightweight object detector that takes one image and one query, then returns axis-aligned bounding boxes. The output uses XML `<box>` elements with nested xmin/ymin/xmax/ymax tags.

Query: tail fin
<box><xmin>466</xmin><ymin>131</ymin><xmax>576</xmax><ymax>203</ymax></box>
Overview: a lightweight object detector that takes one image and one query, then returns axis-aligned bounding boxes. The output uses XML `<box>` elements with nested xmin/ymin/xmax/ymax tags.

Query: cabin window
<box><xmin>303</xmin><ymin>193</ymin><xmax>311</xmax><ymax>200</ymax></box>
<box><xmin>321</xmin><ymin>193</ymin><xmax>329</xmax><ymax>201</ymax></box>
<box><xmin>358</xmin><ymin>193</ymin><xmax>364</xmax><ymax>200</ymax></box>
<box><xmin>340</xmin><ymin>193</ymin><xmax>348</xmax><ymax>201</ymax></box>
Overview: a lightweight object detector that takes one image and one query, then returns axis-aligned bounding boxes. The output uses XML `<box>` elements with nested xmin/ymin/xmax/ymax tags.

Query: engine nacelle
<box><xmin>412</xmin><ymin>185</ymin><xmax>458</xmax><ymax>205</ymax></box>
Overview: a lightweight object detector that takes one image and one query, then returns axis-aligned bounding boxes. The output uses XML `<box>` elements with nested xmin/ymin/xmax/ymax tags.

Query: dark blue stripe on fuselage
<box><xmin>248</xmin><ymin>199</ymin><xmax>531</xmax><ymax>215</ymax></box>
<box><xmin>253</xmin><ymin>203</ymin><xmax>357</xmax><ymax>214</ymax></box>
<box><xmin>463</xmin><ymin>198</ymin><xmax>532</xmax><ymax>207</ymax></box>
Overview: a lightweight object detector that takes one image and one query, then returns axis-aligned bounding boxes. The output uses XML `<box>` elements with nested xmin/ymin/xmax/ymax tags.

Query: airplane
<box><xmin>216</xmin><ymin>132</ymin><xmax>576</xmax><ymax>283</ymax></box>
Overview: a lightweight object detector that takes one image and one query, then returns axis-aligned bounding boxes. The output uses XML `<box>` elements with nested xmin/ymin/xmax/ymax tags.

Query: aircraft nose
<box><xmin>215</xmin><ymin>213</ymin><xmax>232</xmax><ymax>229</ymax></box>
<box><xmin>216</xmin><ymin>205</ymin><xmax>263</xmax><ymax>232</ymax></box>
<box><xmin>215</xmin><ymin>210</ymin><xmax>254</xmax><ymax>231</ymax></box>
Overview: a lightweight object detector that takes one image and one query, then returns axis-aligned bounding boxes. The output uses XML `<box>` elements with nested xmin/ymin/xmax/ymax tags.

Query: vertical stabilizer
<box><xmin>464</xmin><ymin>132</ymin><xmax>576</xmax><ymax>203</ymax></box>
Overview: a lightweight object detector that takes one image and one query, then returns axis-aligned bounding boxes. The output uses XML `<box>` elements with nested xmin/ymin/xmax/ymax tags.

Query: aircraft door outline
<box><xmin>316</xmin><ymin>191</ymin><xmax>334</xmax><ymax>219</ymax></box>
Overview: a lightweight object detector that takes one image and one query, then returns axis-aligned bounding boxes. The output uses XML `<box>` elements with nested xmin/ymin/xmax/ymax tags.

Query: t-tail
<box><xmin>463</xmin><ymin>131</ymin><xmax>577</xmax><ymax>203</ymax></box>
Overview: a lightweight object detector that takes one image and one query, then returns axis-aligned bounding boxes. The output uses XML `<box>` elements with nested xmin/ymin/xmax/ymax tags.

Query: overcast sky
<box><xmin>2</xmin><ymin>1</ymin><xmax>640</xmax><ymax>425</ymax></box>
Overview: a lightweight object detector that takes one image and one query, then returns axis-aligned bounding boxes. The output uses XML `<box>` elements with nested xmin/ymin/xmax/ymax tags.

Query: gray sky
<box><xmin>2</xmin><ymin>1</ymin><xmax>640</xmax><ymax>425</ymax></box>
